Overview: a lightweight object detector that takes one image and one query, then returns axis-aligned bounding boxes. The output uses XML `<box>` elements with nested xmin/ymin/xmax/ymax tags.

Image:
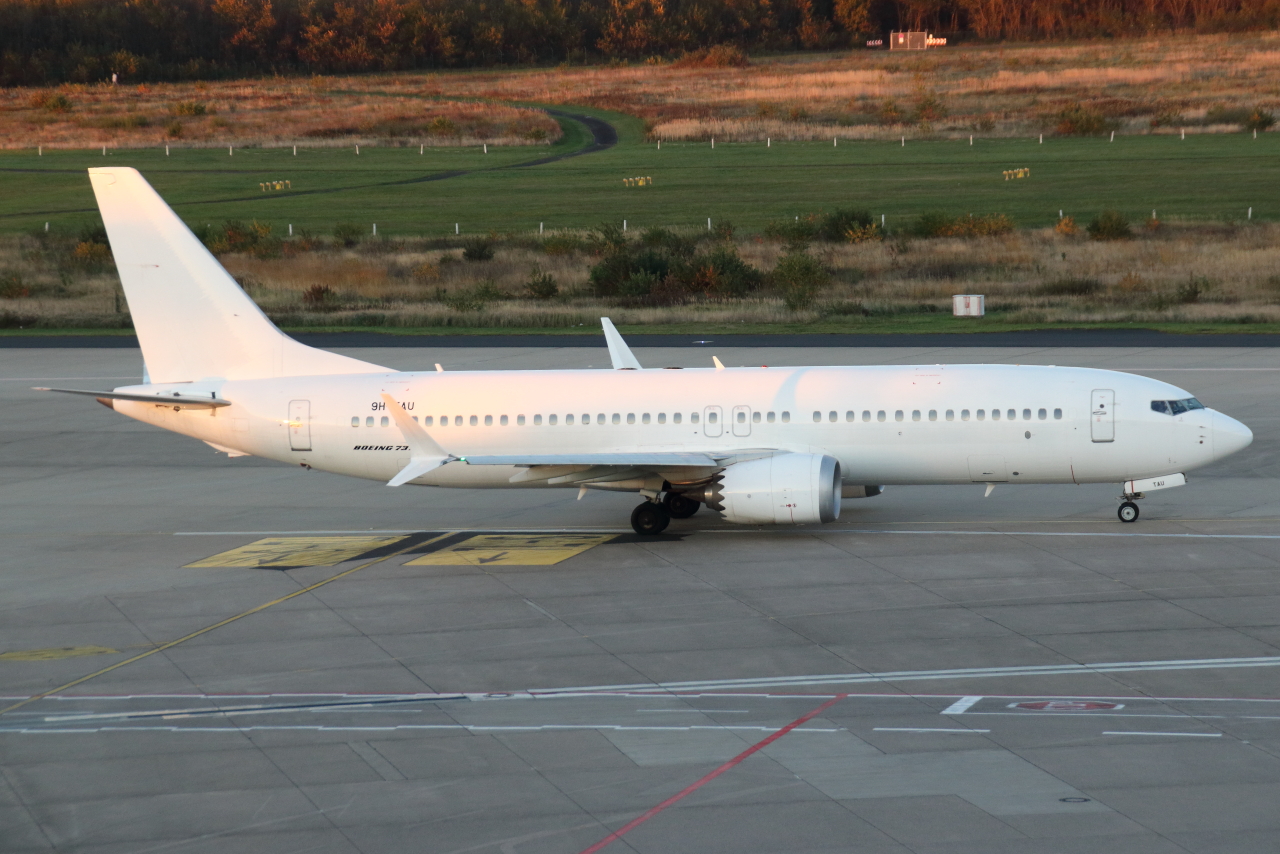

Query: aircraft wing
<box><xmin>460</xmin><ymin>453</ymin><xmax>720</xmax><ymax>467</ymax></box>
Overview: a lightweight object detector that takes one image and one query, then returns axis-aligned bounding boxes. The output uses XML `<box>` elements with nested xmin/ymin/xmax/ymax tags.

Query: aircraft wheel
<box><xmin>664</xmin><ymin>492</ymin><xmax>700</xmax><ymax>519</ymax></box>
<box><xmin>1118</xmin><ymin>501</ymin><xmax>1139</xmax><ymax>523</ymax></box>
<box><xmin>631</xmin><ymin>502</ymin><xmax>671</xmax><ymax>535</ymax></box>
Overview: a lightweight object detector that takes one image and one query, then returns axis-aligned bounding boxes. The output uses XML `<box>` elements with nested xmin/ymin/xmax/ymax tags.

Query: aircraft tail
<box><xmin>88</xmin><ymin>167</ymin><xmax>386</xmax><ymax>382</ymax></box>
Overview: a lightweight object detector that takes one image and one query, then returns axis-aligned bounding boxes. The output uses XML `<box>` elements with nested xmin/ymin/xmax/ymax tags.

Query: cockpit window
<box><xmin>1152</xmin><ymin>398</ymin><xmax>1205</xmax><ymax>415</ymax></box>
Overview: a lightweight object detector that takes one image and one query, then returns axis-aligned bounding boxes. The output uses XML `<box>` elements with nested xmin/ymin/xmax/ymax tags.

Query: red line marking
<box><xmin>576</xmin><ymin>693</ymin><xmax>848</xmax><ymax>854</ymax></box>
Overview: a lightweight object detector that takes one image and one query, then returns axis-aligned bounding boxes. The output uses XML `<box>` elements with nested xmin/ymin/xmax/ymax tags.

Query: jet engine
<box><xmin>694</xmin><ymin>453</ymin><xmax>842</xmax><ymax>525</ymax></box>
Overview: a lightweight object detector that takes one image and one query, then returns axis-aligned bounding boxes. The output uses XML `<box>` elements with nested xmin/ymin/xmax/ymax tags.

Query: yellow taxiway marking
<box><xmin>185</xmin><ymin>535</ymin><xmax>407</xmax><ymax>568</ymax></box>
<box><xmin>0</xmin><ymin>646</ymin><xmax>118</xmax><ymax>662</ymax></box>
<box><xmin>0</xmin><ymin>534</ymin><xmax>448</xmax><ymax>717</ymax></box>
<box><xmin>407</xmin><ymin>534</ymin><xmax>614</xmax><ymax>566</ymax></box>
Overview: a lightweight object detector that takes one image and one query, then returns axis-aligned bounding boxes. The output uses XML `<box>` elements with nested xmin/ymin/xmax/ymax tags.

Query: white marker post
<box><xmin>834</xmin><ymin>137</ymin><xmax>837</xmax><ymax>147</ymax></box>
<box><xmin>372</xmin><ymin>223</ymin><xmax>377</xmax><ymax>236</ymax></box>
<box><xmin>1181</xmin><ymin>128</ymin><xmax>1185</xmax><ymax>139</ymax></box>
<box><xmin>1059</xmin><ymin>209</ymin><xmax>1063</xmax><ymax>218</ymax></box>
<box><xmin>901</xmin><ymin>136</ymin><xmax>905</xmax><ymax>146</ymax></box>
<box><xmin>38</xmin><ymin>145</ymin><xmax>41</xmax><ymax>156</ymax></box>
<box><xmin>707</xmin><ymin>217</ymin><xmax>712</xmax><ymax>231</ymax></box>
<box><xmin>657</xmin><ymin>140</ymin><xmax>660</xmax><ymax>150</ymax></box>
<box><xmin>1152</xmin><ymin>209</ymin><xmax>1156</xmax><ymax>219</ymax></box>
<box><xmin>229</xmin><ymin>146</ymin><xmax>232</xmax><ymax>156</ymax></box>
<box><xmin>1110</xmin><ymin>131</ymin><xmax>1115</xmax><ymax>142</ymax></box>
<box><xmin>289</xmin><ymin>224</ymin><xmax>293</xmax><ymax>236</ymax></box>
<box><xmin>165</xmin><ymin>145</ymin><xmax>169</xmax><ymax>156</ymax></box>
<box><xmin>420</xmin><ymin>144</ymin><xmax>423</xmax><ymax>154</ymax></box>
<box><xmin>711</xmin><ymin>137</ymin><xmax>715</xmax><ymax>149</ymax></box>
<box><xmin>483</xmin><ymin>143</ymin><xmax>487</xmax><ymax>153</ymax></box>
<box><xmin>969</xmin><ymin>135</ymin><xmax>973</xmax><ymax>145</ymax></box>
<box><xmin>540</xmin><ymin>222</ymin><xmax>543</xmax><ymax>234</ymax></box>
<box><xmin>881</xmin><ymin>214</ymin><xmax>885</xmax><ymax>228</ymax></box>
<box><xmin>623</xmin><ymin>220</ymin><xmax>627</xmax><ymax>232</ymax></box>
<box><xmin>455</xmin><ymin>223</ymin><xmax>459</xmax><ymax>235</ymax></box>
<box><xmin>767</xmin><ymin>137</ymin><xmax>770</xmax><ymax>147</ymax></box>
<box><xmin>102</xmin><ymin>146</ymin><xmax>106</xmax><ymax>156</ymax></box>
<box><xmin>1039</xmin><ymin>134</ymin><xmax>1043</xmax><ymax>143</ymax></box>
<box><xmin>44</xmin><ymin>222</ymin><xmax>48</xmax><ymax>232</ymax></box>
<box><xmin>356</xmin><ymin>144</ymin><xmax>359</xmax><ymax>155</ymax></box>
<box><xmin>1249</xmin><ymin>207</ymin><xmax>1253</xmax><ymax>220</ymax></box>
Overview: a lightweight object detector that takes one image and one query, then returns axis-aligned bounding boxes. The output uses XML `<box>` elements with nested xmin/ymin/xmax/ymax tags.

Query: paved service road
<box><xmin>2</xmin><ymin>343</ymin><xmax>1280</xmax><ymax>853</ymax></box>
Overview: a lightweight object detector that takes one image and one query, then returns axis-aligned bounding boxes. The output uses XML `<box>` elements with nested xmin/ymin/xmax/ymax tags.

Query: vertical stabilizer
<box><xmin>88</xmin><ymin>167</ymin><xmax>386</xmax><ymax>382</ymax></box>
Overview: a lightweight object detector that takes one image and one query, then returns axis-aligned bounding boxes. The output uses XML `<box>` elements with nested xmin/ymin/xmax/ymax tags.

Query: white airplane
<box><xmin>38</xmin><ymin>168</ymin><xmax>1253</xmax><ymax>534</ymax></box>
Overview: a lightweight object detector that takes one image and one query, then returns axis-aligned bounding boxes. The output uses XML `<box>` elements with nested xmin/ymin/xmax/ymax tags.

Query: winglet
<box><xmin>601</xmin><ymin>318</ymin><xmax>642</xmax><ymax>370</ymax></box>
<box><xmin>380</xmin><ymin>393</ymin><xmax>454</xmax><ymax>486</ymax></box>
<box><xmin>712</xmin><ymin>356</ymin><xmax>725</xmax><ymax>371</ymax></box>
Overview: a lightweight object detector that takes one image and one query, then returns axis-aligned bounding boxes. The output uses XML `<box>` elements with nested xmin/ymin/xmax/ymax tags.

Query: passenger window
<box><xmin>752</xmin><ymin>411</ymin><xmax>761</xmax><ymax>423</ymax></box>
<box><xmin>928</xmin><ymin>410</ymin><xmax>937</xmax><ymax>421</ymax></box>
<box><xmin>877</xmin><ymin>410</ymin><xmax>886</xmax><ymax>422</ymax></box>
<box><xmin>736</xmin><ymin>411</ymin><xmax>745</xmax><ymax>423</ymax></box>
<box><xmin>813</xmin><ymin>411</ymin><xmax>822</xmax><ymax>423</ymax></box>
<box><xmin>612</xmin><ymin>413</ymin><xmax>620</xmax><ymax>424</ymax></box>
<box><xmin>1054</xmin><ymin>408</ymin><xmax>1063</xmax><ymax>419</ymax></box>
<box><xmin>781</xmin><ymin>411</ymin><xmax>790</xmax><ymax>423</ymax></box>
<box><xmin>534</xmin><ymin>414</ymin><xmax>543</xmax><ymax>425</ymax></box>
<box><xmin>912</xmin><ymin>410</ymin><xmax>921</xmax><ymax>421</ymax></box>
<box><xmin>366</xmin><ymin>416</ymin><xmax>374</xmax><ymax>426</ymax></box>
<box><xmin>566</xmin><ymin>414</ymin><xmax>574</xmax><ymax>425</ymax></box>
<box><xmin>692</xmin><ymin>412</ymin><xmax>700</xmax><ymax>424</ymax></box>
<box><xmin>705</xmin><ymin>412</ymin><xmax>715</xmax><ymax>424</ymax></box>
<box><xmin>863</xmin><ymin>410</ymin><xmax>871</xmax><ymax>422</ymax></box>
<box><xmin>1038</xmin><ymin>408</ymin><xmax>1046</xmax><ymax>420</ymax></box>
<box><xmin>991</xmin><ymin>409</ymin><xmax>1000</xmax><ymax>421</ymax></box>
<box><xmin>946</xmin><ymin>409</ymin><xmax>954</xmax><ymax>421</ymax></box>
<box><xmin>643</xmin><ymin>413</ymin><xmax>651</xmax><ymax>424</ymax></box>
<box><xmin>961</xmin><ymin>409</ymin><xmax>970</xmax><ymax>421</ymax></box>
<box><xmin>581</xmin><ymin>413</ymin><xmax>589</xmax><ymax>425</ymax></box>
<box><xmin>767</xmin><ymin>411</ymin><xmax>776</xmax><ymax>423</ymax></box>
<box><xmin>470</xmin><ymin>415</ymin><xmax>478</xmax><ymax>426</ymax></box>
<box><xmin>627</xmin><ymin>413</ymin><xmax>636</xmax><ymax>424</ymax></box>
<box><xmin>846</xmin><ymin>410</ymin><xmax>855</xmax><ymax>422</ymax></box>
<box><xmin>517</xmin><ymin>415</ymin><xmax>526</xmax><ymax>426</ymax></box>
<box><xmin>1008</xmin><ymin>409</ymin><xmax>1016</xmax><ymax>420</ymax></box>
<box><xmin>548</xmin><ymin>414</ymin><xmax>557</xmax><ymax>425</ymax></box>
<box><xmin>977</xmin><ymin>409</ymin><xmax>986</xmax><ymax>420</ymax></box>
<box><xmin>674</xmin><ymin>412</ymin><xmax>682</xmax><ymax>424</ymax></box>
<box><xmin>597</xmin><ymin>413</ymin><xmax>605</xmax><ymax>424</ymax></box>
<box><xmin>500</xmin><ymin>415</ymin><xmax>508</xmax><ymax>426</ymax></box>
<box><xmin>658</xmin><ymin>413</ymin><xmax>667</xmax><ymax>424</ymax></box>
<box><xmin>829</xmin><ymin>411</ymin><xmax>837</xmax><ymax>422</ymax></box>
<box><xmin>425</xmin><ymin>416</ymin><xmax>434</xmax><ymax>426</ymax></box>
<box><xmin>895</xmin><ymin>410</ymin><xmax>904</xmax><ymax>422</ymax></box>
<box><xmin>454</xmin><ymin>416</ymin><xmax>462</xmax><ymax>426</ymax></box>
<box><xmin>351</xmin><ymin>416</ymin><xmax>359</xmax><ymax>427</ymax></box>
<box><xmin>1022</xmin><ymin>409</ymin><xmax>1031</xmax><ymax>420</ymax></box>
<box><xmin>381</xmin><ymin>416</ymin><xmax>389</xmax><ymax>427</ymax></box>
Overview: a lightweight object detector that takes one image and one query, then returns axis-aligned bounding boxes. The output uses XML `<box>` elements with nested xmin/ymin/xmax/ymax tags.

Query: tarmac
<box><xmin>3</xmin><ymin>341</ymin><xmax>1280</xmax><ymax>853</ymax></box>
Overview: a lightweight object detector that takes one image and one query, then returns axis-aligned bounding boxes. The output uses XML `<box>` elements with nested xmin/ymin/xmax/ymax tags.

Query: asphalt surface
<box><xmin>3</xmin><ymin>342</ymin><xmax>1280</xmax><ymax>854</ymax></box>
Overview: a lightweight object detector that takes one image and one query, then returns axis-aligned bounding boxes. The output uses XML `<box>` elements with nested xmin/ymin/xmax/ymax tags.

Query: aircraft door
<box><xmin>731</xmin><ymin>405</ymin><xmax>751</xmax><ymax>437</ymax></box>
<box><xmin>703</xmin><ymin>405</ymin><xmax>723</xmax><ymax>438</ymax></box>
<box><xmin>288</xmin><ymin>399</ymin><xmax>312</xmax><ymax>451</ymax></box>
<box><xmin>1090</xmin><ymin>389</ymin><xmax>1114</xmax><ymax>443</ymax></box>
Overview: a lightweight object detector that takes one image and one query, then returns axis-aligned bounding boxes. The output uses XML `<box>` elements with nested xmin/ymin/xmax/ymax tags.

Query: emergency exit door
<box><xmin>288</xmin><ymin>399</ymin><xmax>312</xmax><ymax>451</ymax></box>
<box><xmin>1090</xmin><ymin>389</ymin><xmax>1114</xmax><ymax>443</ymax></box>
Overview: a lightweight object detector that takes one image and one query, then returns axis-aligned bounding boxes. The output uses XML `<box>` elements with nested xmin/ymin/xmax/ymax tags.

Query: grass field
<box><xmin>1</xmin><ymin>107</ymin><xmax>1277</xmax><ymax>238</ymax></box>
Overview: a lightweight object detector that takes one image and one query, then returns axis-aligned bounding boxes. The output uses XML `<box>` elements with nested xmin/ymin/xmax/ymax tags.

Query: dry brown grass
<box><xmin>0</xmin><ymin>80</ymin><xmax>560</xmax><ymax>149</ymax></box>
<box><xmin>6</xmin><ymin>222</ymin><xmax>1280</xmax><ymax>329</ymax></box>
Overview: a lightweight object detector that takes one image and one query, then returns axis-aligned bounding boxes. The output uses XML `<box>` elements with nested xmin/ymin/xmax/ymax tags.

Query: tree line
<box><xmin>3</xmin><ymin>0</ymin><xmax>1277</xmax><ymax>87</ymax></box>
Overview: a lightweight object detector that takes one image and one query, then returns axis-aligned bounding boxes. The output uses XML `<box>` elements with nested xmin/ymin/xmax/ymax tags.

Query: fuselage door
<box><xmin>1090</xmin><ymin>389</ymin><xmax>1115</xmax><ymax>443</ymax></box>
<box><xmin>703</xmin><ymin>405</ymin><xmax>723</xmax><ymax>438</ymax></box>
<box><xmin>731</xmin><ymin>405</ymin><xmax>751</xmax><ymax>437</ymax></box>
<box><xmin>288</xmin><ymin>399</ymin><xmax>312</xmax><ymax>451</ymax></box>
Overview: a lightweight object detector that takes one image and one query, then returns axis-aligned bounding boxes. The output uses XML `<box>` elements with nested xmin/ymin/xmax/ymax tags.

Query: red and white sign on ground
<box><xmin>1011</xmin><ymin>700</ymin><xmax>1123</xmax><ymax>711</ymax></box>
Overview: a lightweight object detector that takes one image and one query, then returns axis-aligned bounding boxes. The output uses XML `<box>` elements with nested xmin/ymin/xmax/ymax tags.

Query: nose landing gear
<box><xmin>1117</xmin><ymin>490</ymin><xmax>1144</xmax><ymax>523</ymax></box>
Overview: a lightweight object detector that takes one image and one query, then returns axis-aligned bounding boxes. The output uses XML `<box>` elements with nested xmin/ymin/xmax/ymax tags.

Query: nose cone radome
<box><xmin>1213</xmin><ymin>410</ymin><xmax>1253</xmax><ymax>460</ymax></box>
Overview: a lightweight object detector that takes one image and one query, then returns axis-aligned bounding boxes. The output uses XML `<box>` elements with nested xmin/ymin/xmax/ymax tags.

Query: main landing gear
<box><xmin>630</xmin><ymin>491</ymin><xmax>703</xmax><ymax>535</ymax></box>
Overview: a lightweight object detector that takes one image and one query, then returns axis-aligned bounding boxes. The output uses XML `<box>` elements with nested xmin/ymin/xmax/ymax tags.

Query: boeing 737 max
<box><xmin>37</xmin><ymin>168</ymin><xmax>1254</xmax><ymax>534</ymax></box>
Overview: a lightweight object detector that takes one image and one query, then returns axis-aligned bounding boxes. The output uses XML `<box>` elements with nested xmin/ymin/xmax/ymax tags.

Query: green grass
<box><xmin>1</xmin><ymin>109</ymin><xmax>1277</xmax><ymax>237</ymax></box>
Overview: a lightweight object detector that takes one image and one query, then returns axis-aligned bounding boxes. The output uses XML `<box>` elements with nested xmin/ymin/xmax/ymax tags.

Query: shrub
<box><xmin>677</xmin><ymin>246</ymin><xmax>764</xmax><ymax>299</ymax></box>
<box><xmin>0</xmin><ymin>272</ymin><xmax>30</xmax><ymax>298</ymax></box>
<box><xmin>70</xmin><ymin>241</ymin><xmax>113</xmax><ymax>271</ymax></box>
<box><xmin>640</xmin><ymin>227</ymin><xmax>695</xmax><ymax>256</ymax></box>
<box><xmin>30</xmin><ymin>91</ymin><xmax>72</xmax><ymax>112</ymax></box>
<box><xmin>541</xmin><ymin>235</ymin><xmax>579</xmax><ymax>256</ymax></box>
<box><xmin>166</xmin><ymin>120</ymin><xmax>184</xmax><ymax>138</ymax></box>
<box><xmin>411</xmin><ymin>262</ymin><xmax>439</xmax><ymax>281</ymax></box>
<box><xmin>764</xmin><ymin>214</ymin><xmax>821</xmax><ymax>243</ymax></box>
<box><xmin>1037</xmin><ymin>277</ymin><xmax>1101</xmax><ymax>296</ymax></box>
<box><xmin>1054</xmin><ymin>216</ymin><xmax>1079</xmax><ymax>235</ymax></box>
<box><xmin>912</xmin><ymin>91</ymin><xmax>947</xmax><ymax>125</ymax></box>
<box><xmin>333</xmin><ymin>222</ymin><xmax>363</xmax><ymax>247</ymax></box>
<box><xmin>525</xmin><ymin>266</ymin><xmax>559</xmax><ymax>299</ymax></box>
<box><xmin>1087</xmin><ymin>210</ymin><xmax>1132</xmax><ymax>241</ymax></box>
<box><xmin>914</xmin><ymin>212</ymin><xmax>1014</xmax><ymax>238</ymax></box>
<box><xmin>820</xmin><ymin>209</ymin><xmax>874</xmax><ymax>242</ymax></box>
<box><xmin>301</xmin><ymin>284</ymin><xmax>336</xmax><ymax>309</ymax></box>
<box><xmin>171</xmin><ymin>101</ymin><xmax>207</xmax><ymax>116</ymax></box>
<box><xmin>1055</xmin><ymin>103</ymin><xmax>1114</xmax><ymax>135</ymax></box>
<box><xmin>845</xmin><ymin>223</ymin><xmax>882</xmax><ymax>242</ymax></box>
<box><xmin>462</xmin><ymin>238</ymin><xmax>495</xmax><ymax>261</ymax></box>
<box><xmin>1150</xmin><ymin>109</ymin><xmax>1182</xmax><ymax>128</ymax></box>
<box><xmin>877</xmin><ymin>99</ymin><xmax>903</xmax><ymax>125</ymax></box>
<box><xmin>1245</xmin><ymin>108</ymin><xmax>1276</xmax><ymax>132</ymax></box>
<box><xmin>773</xmin><ymin>251</ymin><xmax>830</xmax><ymax>311</ymax></box>
<box><xmin>672</xmin><ymin>44</ymin><xmax>749</xmax><ymax>68</ymax></box>
<box><xmin>1177</xmin><ymin>275</ymin><xmax>1213</xmax><ymax>303</ymax></box>
<box><xmin>428</xmin><ymin>116</ymin><xmax>458</xmax><ymax>136</ymax></box>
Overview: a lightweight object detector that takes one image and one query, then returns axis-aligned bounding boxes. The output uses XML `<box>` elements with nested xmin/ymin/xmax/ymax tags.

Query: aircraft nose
<box><xmin>1212</xmin><ymin>410</ymin><xmax>1253</xmax><ymax>459</ymax></box>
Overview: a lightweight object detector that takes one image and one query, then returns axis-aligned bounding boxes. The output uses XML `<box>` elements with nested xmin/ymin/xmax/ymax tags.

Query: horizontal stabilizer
<box><xmin>461</xmin><ymin>452</ymin><xmax>719</xmax><ymax>467</ymax></box>
<box><xmin>34</xmin><ymin>387</ymin><xmax>230</xmax><ymax>408</ymax></box>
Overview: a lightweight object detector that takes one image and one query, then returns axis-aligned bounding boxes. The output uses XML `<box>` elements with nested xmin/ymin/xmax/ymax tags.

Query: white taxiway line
<box><xmin>175</xmin><ymin>528</ymin><xmax>632</xmax><ymax>535</ymax></box>
<box><xmin>0</xmin><ymin>724</ymin><xmax>845</xmax><ymax>735</ymax></box>
<box><xmin>540</xmin><ymin>655</ymin><xmax>1280</xmax><ymax>694</ymax></box>
<box><xmin>1103</xmin><ymin>731</ymin><xmax>1222</xmax><ymax>737</ymax></box>
<box><xmin>874</xmin><ymin>727</ymin><xmax>990</xmax><ymax>734</ymax></box>
<box><xmin>709</xmin><ymin>529</ymin><xmax>1280</xmax><ymax>540</ymax></box>
<box><xmin>941</xmin><ymin>696</ymin><xmax>984</xmax><ymax>714</ymax></box>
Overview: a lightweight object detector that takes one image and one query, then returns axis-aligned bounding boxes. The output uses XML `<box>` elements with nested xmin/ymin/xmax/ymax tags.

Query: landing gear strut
<box><xmin>631</xmin><ymin>501</ymin><xmax>670</xmax><ymax>535</ymax></box>
<box><xmin>663</xmin><ymin>492</ymin><xmax>701</xmax><ymax>519</ymax></box>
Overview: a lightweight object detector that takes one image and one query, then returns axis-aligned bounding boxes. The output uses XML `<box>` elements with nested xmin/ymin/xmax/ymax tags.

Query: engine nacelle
<box><xmin>699</xmin><ymin>453</ymin><xmax>841</xmax><ymax>525</ymax></box>
<box><xmin>841</xmin><ymin>484</ymin><xmax>884</xmax><ymax>499</ymax></box>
